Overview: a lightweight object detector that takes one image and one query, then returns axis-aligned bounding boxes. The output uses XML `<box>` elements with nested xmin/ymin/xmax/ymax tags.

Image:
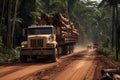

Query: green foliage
<box><xmin>100</xmin><ymin>46</ymin><xmax>116</xmax><ymax>60</ymax></box>
<box><xmin>0</xmin><ymin>47</ymin><xmax>20</xmax><ymax>62</ymax></box>
<box><xmin>0</xmin><ymin>36</ymin><xmax>3</xmax><ymax>53</ymax></box>
<box><xmin>99</xmin><ymin>0</ymin><xmax>120</xmax><ymax>60</ymax></box>
<box><xmin>0</xmin><ymin>36</ymin><xmax>2</xmax><ymax>45</ymax></box>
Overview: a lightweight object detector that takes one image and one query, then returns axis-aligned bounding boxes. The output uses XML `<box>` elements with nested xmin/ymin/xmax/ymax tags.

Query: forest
<box><xmin>0</xmin><ymin>0</ymin><xmax>120</xmax><ymax>61</ymax></box>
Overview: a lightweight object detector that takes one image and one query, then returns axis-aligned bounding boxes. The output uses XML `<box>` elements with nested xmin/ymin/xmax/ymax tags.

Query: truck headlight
<box><xmin>47</xmin><ymin>44</ymin><xmax>54</xmax><ymax>47</ymax></box>
<box><xmin>21</xmin><ymin>44</ymin><xmax>27</xmax><ymax>48</ymax></box>
<box><xmin>21</xmin><ymin>41</ymin><xmax>27</xmax><ymax>48</ymax></box>
<box><xmin>21</xmin><ymin>45</ymin><xmax>25</xmax><ymax>48</ymax></box>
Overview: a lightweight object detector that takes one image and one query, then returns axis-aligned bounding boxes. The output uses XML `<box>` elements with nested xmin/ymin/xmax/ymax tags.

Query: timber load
<box><xmin>101</xmin><ymin>68</ymin><xmax>120</xmax><ymax>80</ymax></box>
<box><xmin>36</xmin><ymin>13</ymin><xmax>79</xmax><ymax>45</ymax></box>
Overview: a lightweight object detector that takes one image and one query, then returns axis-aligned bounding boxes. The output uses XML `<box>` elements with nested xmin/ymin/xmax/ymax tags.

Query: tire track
<box><xmin>0</xmin><ymin>67</ymin><xmax>24</xmax><ymax>77</ymax></box>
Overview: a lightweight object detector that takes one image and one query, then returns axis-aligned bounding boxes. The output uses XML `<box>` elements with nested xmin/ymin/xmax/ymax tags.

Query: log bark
<box><xmin>36</xmin><ymin>13</ymin><xmax>79</xmax><ymax>40</ymax></box>
<box><xmin>101</xmin><ymin>69</ymin><xmax>120</xmax><ymax>76</ymax></box>
<box><xmin>101</xmin><ymin>68</ymin><xmax>120</xmax><ymax>80</ymax></box>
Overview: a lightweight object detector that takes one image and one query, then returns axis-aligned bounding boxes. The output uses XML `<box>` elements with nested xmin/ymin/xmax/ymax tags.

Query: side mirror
<box><xmin>22</xmin><ymin>28</ymin><xmax>27</xmax><ymax>37</ymax></box>
<box><xmin>53</xmin><ymin>27</ymin><xmax>56</xmax><ymax>34</ymax></box>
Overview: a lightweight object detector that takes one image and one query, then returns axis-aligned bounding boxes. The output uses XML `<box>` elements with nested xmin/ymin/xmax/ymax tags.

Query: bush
<box><xmin>0</xmin><ymin>47</ymin><xmax>20</xmax><ymax>62</ymax></box>
<box><xmin>100</xmin><ymin>47</ymin><xmax>116</xmax><ymax>60</ymax></box>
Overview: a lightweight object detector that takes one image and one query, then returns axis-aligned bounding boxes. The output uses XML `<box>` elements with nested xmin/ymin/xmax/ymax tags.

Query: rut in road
<box><xmin>0</xmin><ymin>48</ymin><xmax>87</xmax><ymax>80</ymax></box>
<box><xmin>0</xmin><ymin>61</ymin><xmax>56</xmax><ymax>80</ymax></box>
<box><xmin>20</xmin><ymin>49</ymin><xmax>97</xmax><ymax>80</ymax></box>
<box><xmin>22</xmin><ymin>49</ymin><xmax>119</xmax><ymax>80</ymax></box>
<box><xmin>0</xmin><ymin>49</ymin><xmax>118</xmax><ymax>80</ymax></box>
<box><xmin>51</xmin><ymin>51</ymin><xmax>96</xmax><ymax>80</ymax></box>
<box><xmin>16</xmin><ymin>49</ymin><xmax>88</xmax><ymax>80</ymax></box>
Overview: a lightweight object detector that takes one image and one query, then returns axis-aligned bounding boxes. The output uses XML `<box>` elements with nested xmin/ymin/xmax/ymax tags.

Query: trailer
<box><xmin>20</xmin><ymin>13</ymin><xmax>79</xmax><ymax>62</ymax></box>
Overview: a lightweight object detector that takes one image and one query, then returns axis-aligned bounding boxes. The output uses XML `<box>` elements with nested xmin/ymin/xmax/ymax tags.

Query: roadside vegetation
<box><xmin>0</xmin><ymin>33</ymin><xmax>20</xmax><ymax>62</ymax></box>
<box><xmin>0</xmin><ymin>47</ymin><xmax>20</xmax><ymax>62</ymax></box>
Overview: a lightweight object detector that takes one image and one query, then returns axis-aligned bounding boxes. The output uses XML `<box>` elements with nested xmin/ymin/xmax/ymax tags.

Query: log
<box><xmin>61</xmin><ymin>31</ymin><xmax>68</xmax><ymax>35</ymax></box>
<box><xmin>101</xmin><ymin>69</ymin><xmax>120</xmax><ymax>76</ymax></box>
<box><xmin>38</xmin><ymin>13</ymin><xmax>53</xmax><ymax>25</ymax></box>
<box><xmin>48</xmin><ymin>16</ymin><xmax>53</xmax><ymax>24</ymax></box>
<box><xmin>53</xmin><ymin>13</ymin><xmax>69</xmax><ymax>24</ymax></box>
<box><xmin>101</xmin><ymin>68</ymin><xmax>120</xmax><ymax>80</ymax></box>
<box><xmin>69</xmin><ymin>22</ymin><xmax>74</xmax><ymax>29</ymax></box>
<box><xmin>36</xmin><ymin>17</ymin><xmax>41</xmax><ymax>23</ymax></box>
<box><xmin>36</xmin><ymin>13</ymin><xmax>79</xmax><ymax>38</ymax></box>
<box><xmin>71</xmin><ymin>25</ymin><xmax>75</xmax><ymax>29</ymax></box>
<box><xmin>61</xmin><ymin>27</ymin><xmax>67</xmax><ymax>30</ymax></box>
<box><xmin>40</xmin><ymin>13</ymin><xmax>49</xmax><ymax>20</ymax></box>
<box><xmin>61</xmin><ymin>21</ymin><xmax>72</xmax><ymax>29</ymax></box>
<box><xmin>72</xmin><ymin>30</ymin><xmax>79</xmax><ymax>35</ymax></box>
<box><xmin>113</xmin><ymin>74</ymin><xmax>120</xmax><ymax>79</ymax></box>
<box><xmin>61</xmin><ymin>17</ymin><xmax>69</xmax><ymax>24</ymax></box>
<box><xmin>73</xmin><ymin>29</ymin><xmax>78</xmax><ymax>32</ymax></box>
<box><xmin>61</xmin><ymin>34</ymin><xmax>67</xmax><ymax>38</ymax></box>
<box><xmin>38</xmin><ymin>20</ymin><xmax>47</xmax><ymax>25</ymax></box>
<box><xmin>101</xmin><ymin>73</ymin><xmax>113</xmax><ymax>80</ymax></box>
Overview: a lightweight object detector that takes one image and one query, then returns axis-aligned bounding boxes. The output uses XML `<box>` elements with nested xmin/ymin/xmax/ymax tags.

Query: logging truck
<box><xmin>20</xmin><ymin>13</ymin><xmax>79</xmax><ymax>62</ymax></box>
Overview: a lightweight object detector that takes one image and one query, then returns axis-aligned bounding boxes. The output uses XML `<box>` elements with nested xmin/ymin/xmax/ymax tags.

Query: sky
<box><xmin>91</xmin><ymin>0</ymin><xmax>102</xmax><ymax>3</ymax></box>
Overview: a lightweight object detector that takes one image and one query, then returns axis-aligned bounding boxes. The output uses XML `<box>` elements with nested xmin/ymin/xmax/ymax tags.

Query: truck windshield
<box><xmin>28</xmin><ymin>27</ymin><xmax>53</xmax><ymax>35</ymax></box>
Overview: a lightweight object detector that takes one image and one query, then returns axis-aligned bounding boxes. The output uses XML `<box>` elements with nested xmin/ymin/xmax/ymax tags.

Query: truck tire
<box><xmin>51</xmin><ymin>48</ymin><xmax>58</xmax><ymax>62</ymax></box>
<box><xmin>20</xmin><ymin>55</ymin><xmax>27</xmax><ymax>63</ymax></box>
<box><xmin>71</xmin><ymin>44</ymin><xmax>74</xmax><ymax>53</ymax></box>
<box><xmin>68</xmin><ymin>45</ymin><xmax>71</xmax><ymax>54</ymax></box>
<box><xmin>61</xmin><ymin>45</ymin><xmax>68</xmax><ymax>55</ymax></box>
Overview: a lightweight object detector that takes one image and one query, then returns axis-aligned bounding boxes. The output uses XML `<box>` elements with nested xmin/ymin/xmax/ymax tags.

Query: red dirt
<box><xmin>0</xmin><ymin>48</ymin><xmax>119</xmax><ymax>80</ymax></box>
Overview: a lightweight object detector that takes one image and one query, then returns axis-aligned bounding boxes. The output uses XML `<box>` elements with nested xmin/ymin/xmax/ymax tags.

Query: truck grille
<box><xmin>30</xmin><ymin>39</ymin><xmax>43</xmax><ymax>47</ymax></box>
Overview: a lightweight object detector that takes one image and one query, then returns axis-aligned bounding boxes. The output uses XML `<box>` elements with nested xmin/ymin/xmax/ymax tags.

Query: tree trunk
<box><xmin>111</xmin><ymin>6</ymin><xmax>115</xmax><ymax>50</ymax></box>
<box><xmin>115</xmin><ymin>2</ymin><xmax>119</xmax><ymax>60</ymax></box>
<box><xmin>11</xmin><ymin>0</ymin><xmax>19</xmax><ymax>48</ymax></box>
<box><xmin>1</xmin><ymin>0</ymin><xmax>5</xmax><ymax>24</ymax></box>
<box><xmin>7</xmin><ymin>0</ymin><xmax>12</xmax><ymax>49</ymax></box>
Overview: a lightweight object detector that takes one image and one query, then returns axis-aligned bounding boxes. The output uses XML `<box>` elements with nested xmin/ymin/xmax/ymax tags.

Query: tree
<box><xmin>0</xmin><ymin>0</ymin><xmax>5</xmax><ymax>24</ymax></box>
<box><xmin>7</xmin><ymin>0</ymin><xmax>12</xmax><ymax>49</ymax></box>
<box><xmin>11</xmin><ymin>0</ymin><xmax>19</xmax><ymax>48</ymax></box>
<box><xmin>99</xmin><ymin>0</ymin><xmax>119</xmax><ymax>60</ymax></box>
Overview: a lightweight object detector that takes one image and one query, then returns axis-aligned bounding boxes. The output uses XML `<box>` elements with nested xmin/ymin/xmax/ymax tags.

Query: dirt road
<box><xmin>52</xmin><ymin>51</ymin><xmax>96</xmax><ymax>80</ymax></box>
<box><xmin>0</xmin><ymin>61</ymin><xmax>56</xmax><ymax>80</ymax></box>
<box><xmin>0</xmin><ymin>48</ymin><xmax>118</xmax><ymax>80</ymax></box>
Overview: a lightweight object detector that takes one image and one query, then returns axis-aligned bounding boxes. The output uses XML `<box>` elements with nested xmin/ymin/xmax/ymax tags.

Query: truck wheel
<box><xmin>61</xmin><ymin>45</ymin><xmax>68</xmax><ymax>55</ymax></box>
<box><xmin>70</xmin><ymin>44</ymin><xmax>74</xmax><ymax>53</ymax></box>
<box><xmin>20</xmin><ymin>55</ymin><xmax>27</xmax><ymax>63</ymax></box>
<box><xmin>51</xmin><ymin>48</ymin><xmax>58</xmax><ymax>62</ymax></box>
<box><xmin>68</xmin><ymin>45</ymin><xmax>71</xmax><ymax>54</ymax></box>
<box><xmin>71</xmin><ymin>44</ymin><xmax>74</xmax><ymax>53</ymax></box>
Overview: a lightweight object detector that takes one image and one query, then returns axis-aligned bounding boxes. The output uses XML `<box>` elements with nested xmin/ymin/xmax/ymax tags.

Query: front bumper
<box><xmin>20</xmin><ymin>48</ymin><xmax>55</xmax><ymax>56</ymax></box>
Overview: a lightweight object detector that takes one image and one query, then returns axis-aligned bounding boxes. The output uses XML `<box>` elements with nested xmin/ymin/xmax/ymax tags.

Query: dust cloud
<box><xmin>74</xmin><ymin>44</ymin><xmax>87</xmax><ymax>53</ymax></box>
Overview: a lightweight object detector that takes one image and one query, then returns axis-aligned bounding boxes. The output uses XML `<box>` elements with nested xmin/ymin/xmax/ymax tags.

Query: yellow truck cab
<box><xmin>20</xmin><ymin>25</ymin><xmax>58</xmax><ymax>62</ymax></box>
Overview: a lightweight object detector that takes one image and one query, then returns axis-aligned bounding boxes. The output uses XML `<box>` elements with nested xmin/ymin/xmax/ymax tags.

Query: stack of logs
<box><xmin>101</xmin><ymin>68</ymin><xmax>120</xmax><ymax>80</ymax></box>
<box><xmin>36</xmin><ymin>13</ymin><xmax>79</xmax><ymax>42</ymax></box>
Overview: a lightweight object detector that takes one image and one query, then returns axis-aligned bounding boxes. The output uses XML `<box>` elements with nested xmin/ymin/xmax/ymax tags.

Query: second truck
<box><xmin>20</xmin><ymin>13</ymin><xmax>79</xmax><ymax>62</ymax></box>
